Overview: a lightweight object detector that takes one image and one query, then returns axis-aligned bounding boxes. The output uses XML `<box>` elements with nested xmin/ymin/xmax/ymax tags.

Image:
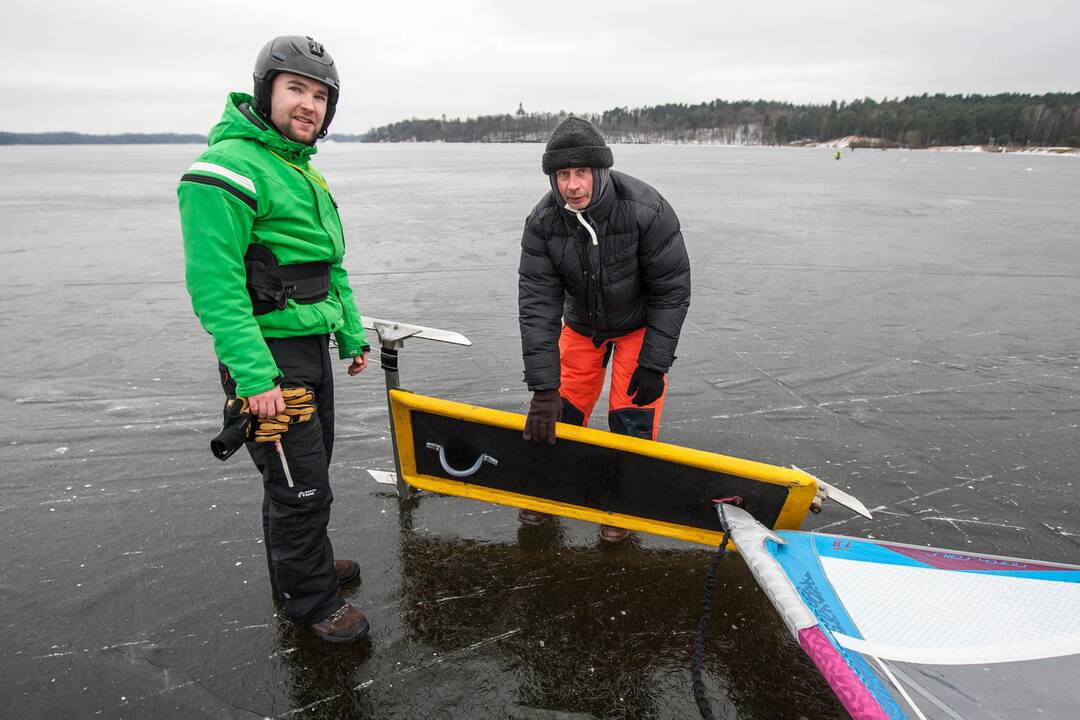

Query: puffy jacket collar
<box><xmin>206</xmin><ymin>92</ymin><xmax>317</xmax><ymax>164</ymax></box>
<box><xmin>587</xmin><ymin>173</ymin><xmax>616</xmax><ymax>219</ymax></box>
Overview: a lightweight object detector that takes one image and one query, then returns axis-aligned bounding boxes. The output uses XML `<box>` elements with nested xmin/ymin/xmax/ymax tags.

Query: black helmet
<box><xmin>253</xmin><ymin>35</ymin><xmax>340</xmax><ymax>138</ymax></box>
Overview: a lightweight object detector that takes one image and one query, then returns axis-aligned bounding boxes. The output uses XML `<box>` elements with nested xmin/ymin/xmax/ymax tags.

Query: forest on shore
<box><xmin>344</xmin><ymin>93</ymin><xmax>1080</xmax><ymax>149</ymax></box>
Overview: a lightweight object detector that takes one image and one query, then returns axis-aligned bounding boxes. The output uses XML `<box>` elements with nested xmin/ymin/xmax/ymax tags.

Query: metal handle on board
<box><xmin>425</xmin><ymin>442</ymin><xmax>498</xmax><ymax>478</ymax></box>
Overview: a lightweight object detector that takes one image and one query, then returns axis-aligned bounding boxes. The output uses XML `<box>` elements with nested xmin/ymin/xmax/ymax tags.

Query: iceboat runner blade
<box><xmin>363</xmin><ymin>317</ymin><xmax>471</xmax><ymax>346</ymax></box>
<box><xmin>793</xmin><ymin>466</ymin><xmax>873</xmax><ymax>519</ymax></box>
<box><xmin>367</xmin><ymin>469</ymin><xmax>398</xmax><ymax>485</ymax></box>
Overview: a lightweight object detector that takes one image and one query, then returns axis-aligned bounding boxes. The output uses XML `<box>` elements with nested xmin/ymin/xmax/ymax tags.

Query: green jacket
<box><xmin>178</xmin><ymin>92</ymin><xmax>368</xmax><ymax>396</ymax></box>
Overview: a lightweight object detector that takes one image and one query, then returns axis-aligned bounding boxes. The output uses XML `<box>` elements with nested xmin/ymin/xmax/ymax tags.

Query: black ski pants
<box><xmin>220</xmin><ymin>334</ymin><xmax>343</xmax><ymax>626</ymax></box>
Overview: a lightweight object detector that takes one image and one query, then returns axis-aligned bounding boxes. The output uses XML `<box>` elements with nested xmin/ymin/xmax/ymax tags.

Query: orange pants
<box><xmin>558</xmin><ymin>325</ymin><xmax>666</xmax><ymax>440</ymax></box>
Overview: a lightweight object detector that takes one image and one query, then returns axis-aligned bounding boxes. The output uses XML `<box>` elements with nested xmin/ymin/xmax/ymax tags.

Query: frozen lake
<box><xmin>1</xmin><ymin>142</ymin><xmax>1078</xmax><ymax>718</ymax></box>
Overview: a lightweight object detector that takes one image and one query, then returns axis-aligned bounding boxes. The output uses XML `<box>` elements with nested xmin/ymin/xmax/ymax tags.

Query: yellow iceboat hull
<box><xmin>389</xmin><ymin>390</ymin><xmax>817</xmax><ymax>547</ymax></box>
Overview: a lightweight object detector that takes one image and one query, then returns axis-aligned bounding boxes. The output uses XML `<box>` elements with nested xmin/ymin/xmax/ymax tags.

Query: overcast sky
<box><xmin>8</xmin><ymin>0</ymin><xmax>1078</xmax><ymax>135</ymax></box>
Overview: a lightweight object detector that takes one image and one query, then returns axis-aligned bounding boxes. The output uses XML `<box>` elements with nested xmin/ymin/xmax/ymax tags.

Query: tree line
<box><xmin>342</xmin><ymin>93</ymin><xmax>1080</xmax><ymax>148</ymax></box>
<box><xmin>4</xmin><ymin>94</ymin><xmax>1078</xmax><ymax>147</ymax></box>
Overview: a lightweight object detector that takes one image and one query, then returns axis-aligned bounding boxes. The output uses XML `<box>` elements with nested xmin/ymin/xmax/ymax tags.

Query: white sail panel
<box><xmin>822</xmin><ymin>556</ymin><xmax>1080</xmax><ymax>664</ymax></box>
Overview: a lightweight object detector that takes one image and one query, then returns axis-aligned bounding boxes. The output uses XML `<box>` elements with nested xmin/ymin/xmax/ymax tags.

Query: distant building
<box><xmin>516</xmin><ymin>102</ymin><xmax>526</xmax><ymax>116</ymax></box>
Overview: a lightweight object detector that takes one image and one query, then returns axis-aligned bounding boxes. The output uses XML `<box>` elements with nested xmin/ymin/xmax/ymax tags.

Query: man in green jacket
<box><xmin>178</xmin><ymin>36</ymin><xmax>370</xmax><ymax>642</ymax></box>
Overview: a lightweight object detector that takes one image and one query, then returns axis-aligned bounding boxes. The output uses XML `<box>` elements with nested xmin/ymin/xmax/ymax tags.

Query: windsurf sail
<box><xmin>724</xmin><ymin>504</ymin><xmax>1080</xmax><ymax>719</ymax></box>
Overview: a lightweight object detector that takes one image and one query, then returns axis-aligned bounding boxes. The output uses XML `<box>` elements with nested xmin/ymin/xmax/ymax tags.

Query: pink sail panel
<box><xmin>798</xmin><ymin>626</ymin><xmax>891</xmax><ymax>720</ymax></box>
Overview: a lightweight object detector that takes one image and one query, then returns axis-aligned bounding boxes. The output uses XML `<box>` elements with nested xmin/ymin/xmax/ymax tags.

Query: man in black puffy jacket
<box><xmin>517</xmin><ymin>116</ymin><xmax>691</xmax><ymax>538</ymax></box>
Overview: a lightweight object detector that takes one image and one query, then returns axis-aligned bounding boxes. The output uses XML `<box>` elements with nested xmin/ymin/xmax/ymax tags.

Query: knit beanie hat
<box><xmin>542</xmin><ymin>116</ymin><xmax>614</xmax><ymax>174</ymax></box>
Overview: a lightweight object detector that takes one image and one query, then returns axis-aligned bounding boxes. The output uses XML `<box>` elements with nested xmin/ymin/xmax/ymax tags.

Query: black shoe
<box><xmin>310</xmin><ymin>603</ymin><xmax>370</xmax><ymax>643</ymax></box>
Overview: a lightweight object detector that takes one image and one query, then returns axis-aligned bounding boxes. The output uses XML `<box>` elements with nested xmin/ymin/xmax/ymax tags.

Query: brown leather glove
<box><xmin>253</xmin><ymin>386</ymin><xmax>316</xmax><ymax>442</ymax></box>
<box><xmin>523</xmin><ymin>389</ymin><xmax>562</xmax><ymax>444</ymax></box>
<box><xmin>280</xmin><ymin>386</ymin><xmax>315</xmax><ymax>423</ymax></box>
<box><xmin>253</xmin><ymin>413</ymin><xmax>291</xmax><ymax>443</ymax></box>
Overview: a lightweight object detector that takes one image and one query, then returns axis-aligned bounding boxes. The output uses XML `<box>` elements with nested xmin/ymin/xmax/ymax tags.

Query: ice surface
<box><xmin>1</xmin><ymin>143</ymin><xmax>1078</xmax><ymax>718</ymax></box>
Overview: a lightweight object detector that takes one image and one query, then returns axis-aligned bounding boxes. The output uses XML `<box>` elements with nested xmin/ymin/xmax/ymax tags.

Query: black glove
<box><xmin>627</xmin><ymin>366</ymin><xmax>665</xmax><ymax>406</ymax></box>
<box><xmin>523</xmin><ymin>389</ymin><xmax>562</xmax><ymax>444</ymax></box>
<box><xmin>210</xmin><ymin>397</ymin><xmax>252</xmax><ymax>460</ymax></box>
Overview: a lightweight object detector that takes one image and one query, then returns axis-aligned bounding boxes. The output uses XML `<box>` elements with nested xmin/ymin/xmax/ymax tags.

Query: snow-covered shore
<box><xmin>807</xmin><ymin>135</ymin><xmax>1079</xmax><ymax>155</ymax></box>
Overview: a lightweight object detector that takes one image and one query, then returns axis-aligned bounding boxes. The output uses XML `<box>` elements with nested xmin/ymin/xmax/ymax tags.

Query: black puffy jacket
<box><xmin>518</xmin><ymin>170</ymin><xmax>691</xmax><ymax>391</ymax></box>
